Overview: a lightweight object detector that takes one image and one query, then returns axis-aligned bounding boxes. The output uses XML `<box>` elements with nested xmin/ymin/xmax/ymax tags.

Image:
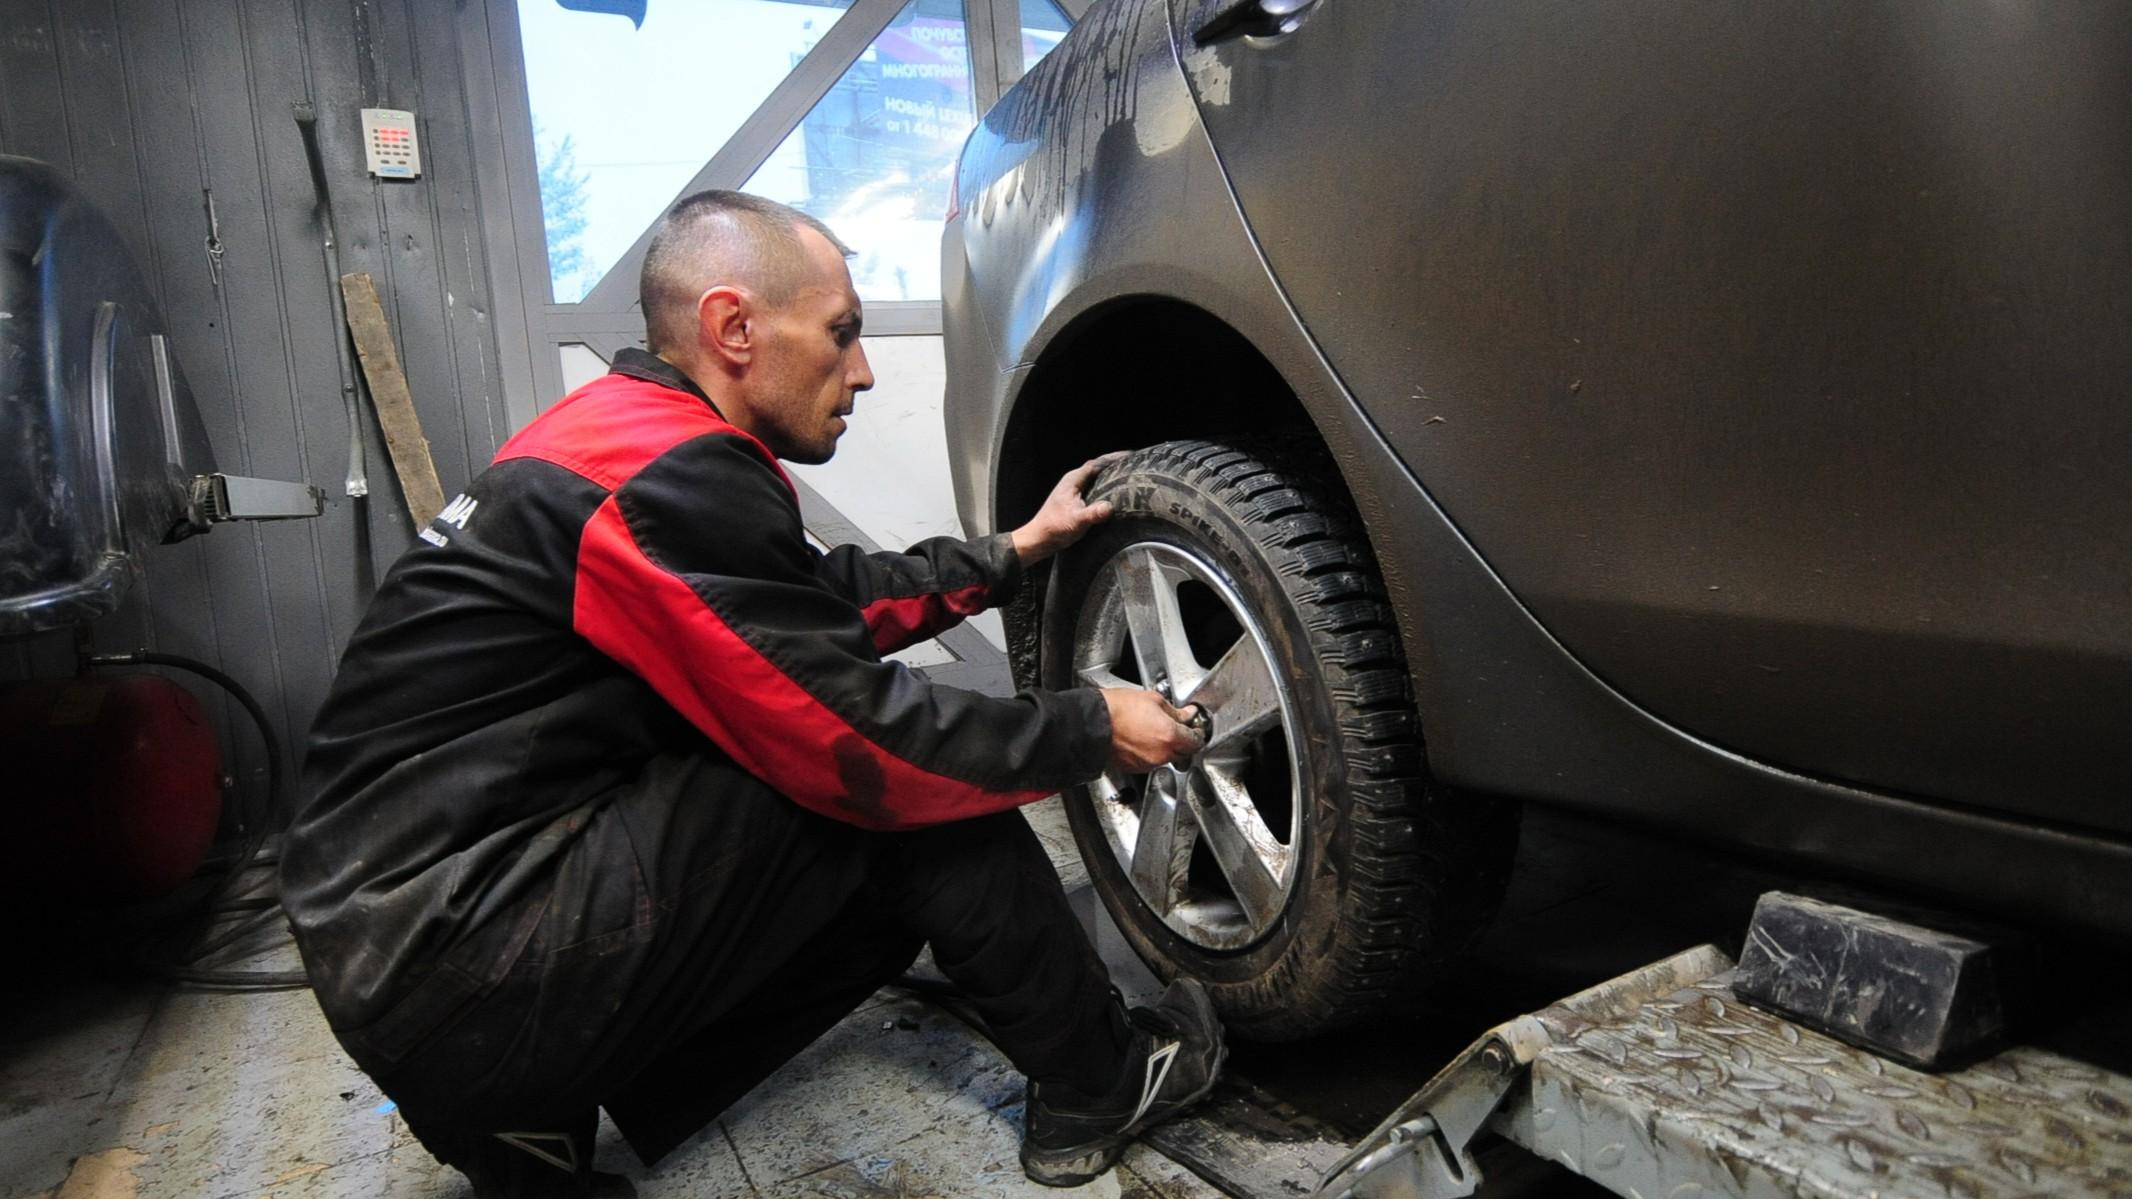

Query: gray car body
<box><xmin>941</xmin><ymin>0</ymin><xmax>2131</xmax><ymax>932</ymax></box>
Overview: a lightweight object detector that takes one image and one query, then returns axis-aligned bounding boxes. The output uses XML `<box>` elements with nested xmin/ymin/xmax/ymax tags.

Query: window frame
<box><xmin>492</xmin><ymin>0</ymin><xmax>1079</xmax><ymax>417</ymax></box>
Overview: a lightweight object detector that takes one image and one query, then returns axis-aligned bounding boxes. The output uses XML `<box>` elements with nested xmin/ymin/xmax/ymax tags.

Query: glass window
<box><xmin>518</xmin><ymin>0</ymin><xmax>859</xmax><ymax>302</ymax></box>
<box><xmin>1020</xmin><ymin>0</ymin><xmax>1072</xmax><ymax>73</ymax></box>
<box><xmin>741</xmin><ymin>0</ymin><xmax>976</xmax><ymax>303</ymax></box>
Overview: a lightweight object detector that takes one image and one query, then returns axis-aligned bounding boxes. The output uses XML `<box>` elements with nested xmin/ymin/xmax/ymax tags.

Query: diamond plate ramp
<box><xmin>1496</xmin><ymin>968</ymin><xmax>2132</xmax><ymax>1199</ymax></box>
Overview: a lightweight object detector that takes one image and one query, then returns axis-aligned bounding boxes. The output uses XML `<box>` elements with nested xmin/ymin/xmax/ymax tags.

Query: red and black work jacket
<box><xmin>280</xmin><ymin>350</ymin><xmax>1110</xmax><ymax>1030</ymax></box>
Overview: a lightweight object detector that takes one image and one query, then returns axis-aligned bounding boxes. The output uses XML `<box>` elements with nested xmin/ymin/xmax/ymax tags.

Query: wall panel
<box><xmin>0</xmin><ymin>0</ymin><xmax>520</xmax><ymax>822</ymax></box>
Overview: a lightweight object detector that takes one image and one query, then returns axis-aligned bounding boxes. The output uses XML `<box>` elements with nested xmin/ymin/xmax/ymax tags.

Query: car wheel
<box><xmin>1042</xmin><ymin>439</ymin><xmax>1515</xmax><ymax>1039</ymax></box>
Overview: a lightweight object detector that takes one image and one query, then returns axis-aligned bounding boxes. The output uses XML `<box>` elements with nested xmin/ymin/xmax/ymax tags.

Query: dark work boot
<box><xmin>1020</xmin><ymin>978</ymin><xmax>1226</xmax><ymax>1187</ymax></box>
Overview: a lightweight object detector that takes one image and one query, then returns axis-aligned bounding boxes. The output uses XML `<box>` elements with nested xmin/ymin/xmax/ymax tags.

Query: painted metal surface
<box><xmin>1318</xmin><ymin>944</ymin><xmax>2132</xmax><ymax>1199</ymax></box>
<box><xmin>1317</xmin><ymin>946</ymin><xmax>1732</xmax><ymax>1199</ymax></box>
<box><xmin>939</xmin><ymin>0</ymin><xmax>2132</xmax><ymax>932</ymax></box>
<box><xmin>1173</xmin><ymin>0</ymin><xmax>2132</xmax><ymax>830</ymax></box>
<box><xmin>1501</xmin><ymin>969</ymin><xmax>2132</xmax><ymax>1199</ymax></box>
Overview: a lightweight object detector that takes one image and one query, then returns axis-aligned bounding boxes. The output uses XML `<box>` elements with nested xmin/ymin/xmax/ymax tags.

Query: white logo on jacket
<box><xmin>421</xmin><ymin>493</ymin><xmax>479</xmax><ymax>547</ymax></box>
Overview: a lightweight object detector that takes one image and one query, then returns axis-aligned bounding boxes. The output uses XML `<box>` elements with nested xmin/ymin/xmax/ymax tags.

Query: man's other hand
<box><xmin>1102</xmin><ymin>689</ymin><xmax>1205</xmax><ymax>772</ymax></box>
<box><xmin>1011</xmin><ymin>452</ymin><xmax>1130</xmax><ymax>565</ymax></box>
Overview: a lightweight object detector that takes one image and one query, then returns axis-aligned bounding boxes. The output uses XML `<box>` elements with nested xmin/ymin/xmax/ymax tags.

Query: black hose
<box><xmin>84</xmin><ymin>650</ymin><xmax>309</xmax><ymax>991</ymax></box>
<box><xmin>90</xmin><ymin>651</ymin><xmax>282</xmax><ymax>821</ymax></box>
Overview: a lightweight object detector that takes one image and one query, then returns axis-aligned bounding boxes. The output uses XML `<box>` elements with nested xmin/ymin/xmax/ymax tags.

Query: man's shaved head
<box><xmin>639</xmin><ymin>190</ymin><xmax>854</xmax><ymax>354</ymax></box>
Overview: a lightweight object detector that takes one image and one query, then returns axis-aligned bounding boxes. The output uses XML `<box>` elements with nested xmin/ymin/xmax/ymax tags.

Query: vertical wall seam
<box><xmin>460</xmin><ymin>0</ymin><xmax>510</xmax><ymax>450</ymax></box>
<box><xmin>485</xmin><ymin>0</ymin><xmax>561</xmax><ymax>424</ymax></box>
<box><xmin>45</xmin><ymin>0</ymin><xmax>81</xmax><ymax>178</ymax></box>
<box><xmin>174</xmin><ymin>0</ymin><xmax>260</xmax><ymax>793</ymax></box>
<box><xmin>409</xmin><ymin>0</ymin><xmax>482</xmax><ymax>473</ymax></box>
<box><xmin>112</xmin><ymin>1</ymin><xmax>168</xmax><ymax>314</ymax></box>
<box><xmin>124</xmin><ymin>1</ymin><xmax>235</xmax><ymax>700</ymax></box>
<box><xmin>283</xmin><ymin>0</ymin><xmax>354</xmax><ymax>681</ymax></box>
<box><xmin>107</xmin><ymin>0</ymin><xmax>169</xmax><ymax>651</ymax></box>
<box><xmin>231</xmin><ymin>0</ymin><xmax>306</xmax><ymax>780</ymax></box>
<box><xmin>177</xmin><ymin>0</ymin><xmax>255</xmax><ymax>477</ymax></box>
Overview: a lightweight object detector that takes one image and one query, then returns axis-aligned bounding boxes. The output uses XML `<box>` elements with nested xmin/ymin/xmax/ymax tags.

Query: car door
<box><xmin>1170</xmin><ymin>0</ymin><xmax>2132</xmax><ymax>832</ymax></box>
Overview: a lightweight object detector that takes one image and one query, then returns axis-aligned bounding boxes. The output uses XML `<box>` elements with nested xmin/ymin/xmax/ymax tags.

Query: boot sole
<box><xmin>1019</xmin><ymin>1043</ymin><xmax>1227</xmax><ymax>1188</ymax></box>
<box><xmin>1020</xmin><ymin>1135</ymin><xmax>1131</xmax><ymax>1188</ymax></box>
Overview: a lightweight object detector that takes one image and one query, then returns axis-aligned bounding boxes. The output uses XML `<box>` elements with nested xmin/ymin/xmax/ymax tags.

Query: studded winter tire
<box><xmin>1042</xmin><ymin>440</ymin><xmax>1516</xmax><ymax>1039</ymax></box>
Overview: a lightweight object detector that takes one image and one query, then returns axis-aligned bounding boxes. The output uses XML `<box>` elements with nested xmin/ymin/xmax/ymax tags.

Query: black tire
<box><xmin>1041</xmin><ymin>439</ymin><xmax>1516</xmax><ymax>1039</ymax></box>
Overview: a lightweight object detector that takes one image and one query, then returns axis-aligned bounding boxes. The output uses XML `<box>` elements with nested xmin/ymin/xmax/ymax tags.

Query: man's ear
<box><xmin>697</xmin><ymin>286</ymin><xmax>753</xmax><ymax>368</ymax></box>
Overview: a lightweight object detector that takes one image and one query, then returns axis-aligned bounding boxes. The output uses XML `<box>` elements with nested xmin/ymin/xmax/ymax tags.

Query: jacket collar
<box><xmin>610</xmin><ymin>348</ymin><xmax>726</xmax><ymax>420</ymax></box>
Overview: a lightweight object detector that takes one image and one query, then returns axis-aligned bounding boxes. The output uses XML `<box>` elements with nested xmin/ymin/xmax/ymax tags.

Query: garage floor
<box><xmin>0</xmin><ymin>798</ymin><xmax>1220</xmax><ymax>1199</ymax></box>
<box><xmin>0</xmin><ymin>787</ymin><xmax>1789</xmax><ymax>1199</ymax></box>
<box><xmin>12</xmin><ymin>788</ymin><xmax>2128</xmax><ymax>1199</ymax></box>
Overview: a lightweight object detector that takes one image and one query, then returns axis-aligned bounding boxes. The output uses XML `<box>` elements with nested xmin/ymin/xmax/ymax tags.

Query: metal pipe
<box><xmin>292</xmin><ymin>102</ymin><xmax>368</xmax><ymax>498</ymax></box>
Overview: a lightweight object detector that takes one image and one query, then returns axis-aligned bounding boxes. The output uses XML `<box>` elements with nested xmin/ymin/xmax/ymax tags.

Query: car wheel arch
<box><xmin>992</xmin><ymin>295</ymin><xmax>1317</xmax><ymax>533</ymax></box>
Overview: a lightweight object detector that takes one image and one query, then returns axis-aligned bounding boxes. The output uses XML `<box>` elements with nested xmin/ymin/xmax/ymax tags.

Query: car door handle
<box><xmin>1192</xmin><ymin>0</ymin><xmax>1317</xmax><ymax>46</ymax></box>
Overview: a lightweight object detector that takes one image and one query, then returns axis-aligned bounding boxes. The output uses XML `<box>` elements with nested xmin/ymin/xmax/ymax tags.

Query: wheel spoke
<box><xmin>1089</xmin><ymin>768</ymin><xmax>1129</xmax><ymax>804</ymax></box>
<box><xmin>1187</xmin><ymin>767</ymin><xmax>1286</xmax><ymax>929</ymax></box>
<box><xmin>1127</xmin><ymin>771</ymin><xmax>1186</xmax><ymax>916</ymax></box>
<box><xmin>1183</xmin><ymin>633</ymin><xmax>1282</xmax><ymax>750</ymax></box>
<box><xmin>1118</xmin><ymin>548</ymin><xmax>1202</xmax><ymax>697</ymax></box>
<box><xmin>1076</xmin><ymin>664</ymin><xmax>1136</xmax><ymax>691</ymax></box>
<box><xmin>1075</xmin><ymin>539</ymin><xmax>1307</xmax><ymax>952</ymax></box>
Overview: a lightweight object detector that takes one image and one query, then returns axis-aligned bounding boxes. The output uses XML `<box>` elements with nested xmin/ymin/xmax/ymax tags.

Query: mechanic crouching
<box><xmin>280</xmin><ymin>190</ymin><xmax>1222</xmax><ymax>1196</ymax></box>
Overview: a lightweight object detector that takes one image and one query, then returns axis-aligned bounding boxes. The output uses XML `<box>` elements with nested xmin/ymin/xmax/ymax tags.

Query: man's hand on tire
<box><xmin>1011</xmin><ymin>452</ymin><xmax>1131</xmax><ymax>566</ymax></box>
<box><xmin>1102</xmin><ymin>689</ymin><xmax>1205</xmax><ymax>772</ymax></box>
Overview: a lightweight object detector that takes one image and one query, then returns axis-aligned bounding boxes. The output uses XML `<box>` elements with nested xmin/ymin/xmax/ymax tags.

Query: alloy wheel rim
<box><xmin>1072</xmin><ymin>541</ymin><xmax>1303</xmax><ymax>951</ymax></box>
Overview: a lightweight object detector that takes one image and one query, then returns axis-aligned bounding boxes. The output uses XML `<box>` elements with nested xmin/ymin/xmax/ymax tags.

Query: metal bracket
<box><xmin>192</xmin><ymin>474</ymin><xmax>325</xmax><ymax>523</ymax></box>
<box><xmin>1313</xmin><ymin>1016</ymin><xmax>1551</xmax><ymax>1199</ymax></box>
<box><xmin>1316</xmin><ymin>947</ymin><xmax>1735</xmax><ymax>1199</ymax></box>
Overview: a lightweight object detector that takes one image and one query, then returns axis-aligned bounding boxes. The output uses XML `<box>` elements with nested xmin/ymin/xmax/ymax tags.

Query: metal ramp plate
<box><xmin>1494</xmin><ymin>969</ymin><xmax>2132</xmax><ymax>1199</ymax></box>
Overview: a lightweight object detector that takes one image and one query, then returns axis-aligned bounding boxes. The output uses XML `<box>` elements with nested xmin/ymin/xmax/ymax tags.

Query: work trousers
<box><xmin>340</xmin><ymin>750</ymin><xmax>1126</xmax><ymax>1172</ymax></box>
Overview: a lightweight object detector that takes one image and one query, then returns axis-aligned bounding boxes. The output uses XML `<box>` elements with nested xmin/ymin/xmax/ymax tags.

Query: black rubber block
<box><xmin>1732</xmin><ymin>891</ymin><xmax>2004</xmax><ymax>1070</ymax></box>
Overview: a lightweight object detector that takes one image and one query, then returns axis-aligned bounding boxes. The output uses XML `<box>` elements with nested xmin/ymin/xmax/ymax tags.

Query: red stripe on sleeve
<box><xmin>860</xmin><ymin>582</ymin><xmax>993</xmax><ymax>655</ymax></box>
<box><xmin>572</xmin><ymin>498</ymin><xmax>1048</xmax><ymax>829</ymax></box>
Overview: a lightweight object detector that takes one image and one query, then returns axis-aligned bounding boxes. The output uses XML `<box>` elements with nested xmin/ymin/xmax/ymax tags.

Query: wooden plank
<box><xmin>357</xmin><ymin>0</ymin><xmax>481</xmax><ymax>515</ymax></box>
<box><xmin>0</xmin><ymin>2</ymin><xmax>72</xmax><ymax>170</ymax></box>
<box><xmin>289</xmin><ymin>0</ymin><xmax>413</xmax><ymax>574</ymax></box>
<box><xmin>340</xmin><ymin>272</ymin><xmax>447</xmax><ymax>528</ymax></box>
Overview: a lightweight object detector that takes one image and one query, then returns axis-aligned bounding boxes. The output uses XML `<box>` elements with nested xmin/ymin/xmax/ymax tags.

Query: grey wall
<box><xmin>0</xmin><ymin>0</ymin><xmax>540</xmax><ymax>820</ymax></box>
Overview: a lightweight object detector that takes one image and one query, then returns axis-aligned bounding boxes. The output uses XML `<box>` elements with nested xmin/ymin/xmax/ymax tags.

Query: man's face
<box><xmin>745</xmin><ymin>229</ymin><xmax>874</xmax><ymax>465</ymax></box>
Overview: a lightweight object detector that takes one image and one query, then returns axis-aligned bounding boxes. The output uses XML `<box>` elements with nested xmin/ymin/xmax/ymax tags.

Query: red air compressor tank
<box><xmin>0</xmin><ymin>673</ymin><xmax>223</xmax><ymax>900</ymax></box>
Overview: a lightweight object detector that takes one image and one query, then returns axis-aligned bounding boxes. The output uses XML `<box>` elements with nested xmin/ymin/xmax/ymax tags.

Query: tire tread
<box><xmin>1069</xmin><ymin>438</ymin><xmax>1515</xmax><ymax>1038</ymax></box>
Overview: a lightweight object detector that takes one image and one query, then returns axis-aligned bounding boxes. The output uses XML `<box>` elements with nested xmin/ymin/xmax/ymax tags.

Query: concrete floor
<box><xmin>2</xmin><ymin>982</ymin><xmax>1219</xmax><ymax>1199</ymax></box>
<box><xmin>0</xmin><ymin>799</ymin><xmax>1222</xmax><ymax>1199</ymax></box>
<box><xmin>17</xmin><ymin>787</ymin><xmax>2119</xmax><ymax>1199</ymax></box>
<box><xmin>0</xmin><ymin>785</ymin><xmax>1768</xmax><ymax>1199</ymax></box>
